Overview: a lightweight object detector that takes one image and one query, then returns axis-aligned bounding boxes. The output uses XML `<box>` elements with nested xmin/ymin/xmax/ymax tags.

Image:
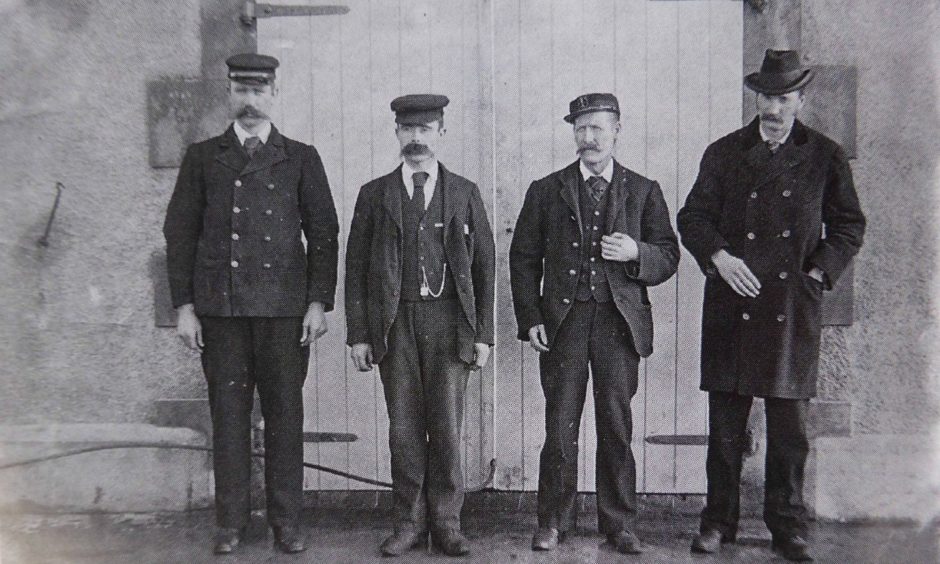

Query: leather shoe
<box><xmin>380</xmin><ymin>528</ymin><xmax>426</xmax><ymax>557</ymax></box>
<box><xmin>608</xmin><ymin>530</ymin><xmax>644</xmax><ymax>554</ymax></box>
<box><xmin>772</xmin><ymin>536</ymin><xmax>814</xmax><ymax>562</ymax></box>
<box><xmin>431</xmin><ymin>528</ymin><xmax>471</xmax><ymax>557</ymax></box>
<box><xmin>272</xmin><ymin>525</ymin><xmax>306</xmax><ymax>554</ymax></box>
<box><xmin>531</xmin><ymin>527</ymin><xmax>565</xmax><ymax>551</ymax></box>
<box><xmin>691</xmin><ymin>528</ymin><xmax>732</xmax><ymax>553</ymax></box>
<box><xmin>213</xmin><ymin>527</ymin><xmax>242</xmax><ymax>554</ymax></box>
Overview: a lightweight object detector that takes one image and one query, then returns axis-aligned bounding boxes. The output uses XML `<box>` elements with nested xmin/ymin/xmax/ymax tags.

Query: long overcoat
<box><xmin>677</xmin><ymin>118</ymin><xmax>865</xmax><ymax>399</ymax></box>
<box><xmin>164</xmin><ymin>124</ymin><xmax>339</xmax><ymax>316</ymax></box>
<box><xmin>509</xmin><ymin>160</ymin><xmax>679</xmax><ymax>358</ymax></box>
<box><xmin>344</xmin><ymin>164</ymin><xmax>496</xmax><ymax>365</ymax></box>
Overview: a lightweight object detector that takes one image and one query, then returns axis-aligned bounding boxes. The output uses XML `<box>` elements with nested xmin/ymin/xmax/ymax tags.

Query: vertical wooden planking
<box><xmin>643</xmin><ymin>0</ymin><xmax>679</xmax><ymax>493</ymax></box>
<box><xmin>399</xmin><ymin>0</ymin><xmax>432</xmax><ymax>94</ymax></box>
<box><xmin>615</xmin><ymin>0</ymin><xmax>649</xmax><ymax>492</ymax></box>
<box><xmin>517</xmin><ymin>0</ymin><xmax>553</xmax><ymax>492</ymax></box>
<box><xmin>711</xmin><ymin>1</ymin><xmax>744</xmax><ymax>137</ymax></box>
<box><xmin>675</xmin><ymin>0</ymin><xmax>712</xmax><ymax>494</ymax></box>
<box><xmin>491</xmin><ymin>0</ymin><xmax>524</xmax><ymax>491</ymax></box>
<box><xmin>551</xmin><ymin>0</ymin><xmax>583</xmax><ymax>172</ymax></box>
<box><xmin>341</xmin><ymin>0</ymin><xmax>381</xmax><ymax>489</ymax></box>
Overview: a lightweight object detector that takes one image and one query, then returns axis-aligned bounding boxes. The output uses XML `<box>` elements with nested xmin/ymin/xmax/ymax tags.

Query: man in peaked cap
<box><xmin>509</xmin><ymin>93</ymin><xmax>679</xmax><ymax>554</ymax></box>
<box><xmin>163</xmin><ymin>53</ymin><xmax>339</xmax><ymax>554</ymax></box>
<box><xmin>678</xmin><ymin>49</ymin><xmax>865</xmax><ymax>561</ymax></box>
<box><xmin>345</xmin><ymin>94</ymin><xmax>495</xmax><ymax>557</ymax></box>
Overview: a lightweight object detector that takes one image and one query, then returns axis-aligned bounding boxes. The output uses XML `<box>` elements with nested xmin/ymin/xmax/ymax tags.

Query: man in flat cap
<box><xmin>163</xmin><ymin>53</ymin><xmax>339</xmax><ymax>554</ymax></box>
<box><xmin>678</xmin><ymin>49</ymin><xmax>865</xmax><ymax>562</ymax></box>
<box><xmin>510</xmin><ymin>93</ymin><xmax>679</xmax><ymax>554</ymax></box>
<box><xmin>345</xmin><ymin>94</ymin><xmax>495</xmax><ymax>557</ymax></box>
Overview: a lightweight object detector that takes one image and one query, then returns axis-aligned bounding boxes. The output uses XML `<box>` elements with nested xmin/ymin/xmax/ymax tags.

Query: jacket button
<box><xmin>562</xmin><ymin>298</ymin><xmax>570</xmax><ymax>304</ymax></box>
<box><xmin>590</xmin><ymin>257</ymin><xmax>596</xmax><ymax>262</ymax></box>
<box><xmin>779</xmin><ymin>271</ymin><xmax>788</xmax><ymax>280</ymax></box>
<box><xmin>747</xmin><ymin>232</ymin><xmax>756</xmax><ymax>240</ymax></box>
<box><xmin>265</xmin><ymin>209</ymin><xmax>272</xmax><ymax>215</ymax></box>
<box><xmin>782</xmin><ymin>229</ymin><xmax>791</xmax><ymax>238</ymax></box>
<box><xmin>263</xmin><ymin>263</ymin><xmax>271</xmax><ymax>269</ymax></box>
<box><xmin>750</xmin><ymin>191</ymin><xmax>758</xmax><ymax>199</ymax></box>
<box><xmin>782</xmin><ymin>189</ymin><xmax>792</xmax><ymax>197</ymax></box>
<box><xmin>572</xmin><ymin>242</ymin><xmax>579</xmax><ymax>248</ymax></box>
<box><xmin>777</xmin><ymin>314</ymin><xmax>786</xmax><ymax>322</ymax></box>
<box><xmin>594</xmin><ymin>210</ymin><xmax>600</xmax><ymax>216</ymax></box>
<box><xmin>591</xmin><ymin>270</ymin><xmax>596</xmax><ymax>275</ymax></box>
<box><xmin>568</xmin><ymin>269</ymin><xmax>576</xmax><ymax>275</ymax></box>
<box><xmin>267</xmin><ymin>183</ymin><xmax>275</xmax><ymax>190</ymax></box>
<box><xmin>233</xmin><ymin>206</ymin><xmax>241</xmax><ymax>214</ymax></box>
<box><xmin>230</xmin><ymin>260</ymin><xmax>239</xmax><ymax>268</ymax></box>
<box><xmin>263</xmin><ymin>235</ymin><xmax>271</xmax><ymax>242</ymax></box>
<box><xmin>592</xmin><ymin>226</ymin><xmax>598</xmax><ymax>231</ymax></box>
<box><xmin>570</xmin><ymin>215</ymin><xmax>576</xmax><ymax>221</ymax></box>
<box><xmin>234</xmin><ymin>180</ymin><xmax>242</xmax><ymax>187</ymax></box>
<box><xmin>231</xmin><ymin>233</ymin><xmax>239</xmax><ymax>240</ymax></box>
<box><xmin>742</xmin><ymin>312</ymin><xmax>750</xmax><ymax>320</ymax></box>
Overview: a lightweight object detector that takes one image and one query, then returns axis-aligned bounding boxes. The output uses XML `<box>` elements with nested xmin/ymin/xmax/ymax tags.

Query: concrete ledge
<box><xmin>0</xmin><ymin>424</ymin><xmax>212</xmax><ymax>514</ymax></box>
<box><xmin>815</xmin><ymin>434</ymin><xmax>940</xmax><ymax>523</ymax></box>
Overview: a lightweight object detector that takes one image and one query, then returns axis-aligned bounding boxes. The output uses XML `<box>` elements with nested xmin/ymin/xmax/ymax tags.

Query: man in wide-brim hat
<box><xmin>678</xmin><ymin>49</ymin><xmax>866</xmax><ymax>562</ymax></box>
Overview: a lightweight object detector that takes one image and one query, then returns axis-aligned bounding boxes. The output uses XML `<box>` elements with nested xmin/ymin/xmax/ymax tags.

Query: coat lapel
<box><xmin>382</xmin><ymin>165</ymin><xmax>404</xmax><ymax>231</ymax></box>
<box><xmin>240</xmin><ymin>125</ymin><xmax>289</xmax><ymax>176</ymax></box>
<box><xmin>605</xmin><ymin>160</ymin><xmax>633</xmax><ymax>230</ymax></box>
<box><xmin>439</xmin><ymin>164</ymin><xmax>460</xmax><ymax>243</ymax></box>
<box><xmin>213</xmin><ymin>125</ymin><xmax>249</xmax><ymax>172</ymax></box>
<box><xmin>743</xmin><ymin>118</ymin><xmax>810</xmax><ymax>190</ymax></box>
<box><xmin>559</xmin><ymin>161</ymin><xmax>584</xmax><ymax>235</ymax></box>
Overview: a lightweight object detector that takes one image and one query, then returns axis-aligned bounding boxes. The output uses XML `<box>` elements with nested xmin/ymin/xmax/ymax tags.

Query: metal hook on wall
<box><xmin>37</xmin><ymin>182</ymin><xmax>65</xmax><ymax>248</ymax></box>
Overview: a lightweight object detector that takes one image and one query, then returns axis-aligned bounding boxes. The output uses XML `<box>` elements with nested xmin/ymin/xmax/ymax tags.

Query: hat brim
<box><xmin>744</xmin><ymin>68</ymin><xmax>814</xmax><ymax>95</ymax></box>
<box><xmin>563</xmin><ymin>107</ymin><xmax>620</xmax><ymax>124</ymax></box>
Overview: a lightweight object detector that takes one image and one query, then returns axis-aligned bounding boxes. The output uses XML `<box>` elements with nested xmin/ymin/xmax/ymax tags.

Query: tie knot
<box><xmin>244</xmin><ymin>136</ymin><xmax>262</xmax><ymax>156</ymax></box>
<box><xmin>587</xmin><ymin>175</ymin><xmax>608</xmax><ymax>201</ymax></box>
<box><xmin>766</xmin><ymin>139</ymin><xmax>781</xmax><ymax>153</ymax></box>
<box><xmin>412</xmin><ymin>171</ymin><xmax>430</xmax><ymax>189</ymax></box>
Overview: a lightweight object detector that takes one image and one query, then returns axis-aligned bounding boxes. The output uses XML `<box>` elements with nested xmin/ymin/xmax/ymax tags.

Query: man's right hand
<box><xmin>527</xmin><ymin>325</ymin><xmax>550</xmax><ymax>353</ymax></box>
<box><xmin>711</xmin><ymin>249</ymin><xmax>761</xmax><ymax>298</ymax></box>
<box><xmin>351</xmin><ymin>343</ymin><xmax>374</xmax><ymax>371</ymax></box>
<box><xmin>176</xmin><ymin>304</ymin><xmax>203</xmax><ymax>351</ymax></box>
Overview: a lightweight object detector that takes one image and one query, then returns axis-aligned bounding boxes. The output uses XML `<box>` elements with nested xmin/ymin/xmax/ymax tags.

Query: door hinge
<box><xmin>241</xmin><ymin>1</ymin><xmax>349</xmax><ymax>26</ymax></box>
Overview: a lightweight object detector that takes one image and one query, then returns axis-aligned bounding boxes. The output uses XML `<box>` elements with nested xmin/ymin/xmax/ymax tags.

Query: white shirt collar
<box><xmin>401</xmin><ymin>160</ymin><xmax>439</xmax><ymax>209</ymax></box>
<box><xmin>233</xmin><ymin>120</ymin><xmax>272</xmax><ymax>145</ymax></box>
<box><xmin>579</xmin><ymin>158</ymin><xmax>615</xmax><ymax>184</ymax></box>
<box><xmin>759</xmin><ymin>121</ymin><xmax>792</xmax><ymax>146</ymax></box>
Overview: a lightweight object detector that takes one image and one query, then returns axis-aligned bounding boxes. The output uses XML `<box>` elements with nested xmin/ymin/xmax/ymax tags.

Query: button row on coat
<box><xmin>748</xmin><ymin>189</ymin><xmax>792</xmax><ymax>198</ymax></box>
<box><xmin>231</xmin><ymin>233</ymin><xmax>271</xmax><ymax>242</ymax></box>
<box><xmin>233</xmin><ymin>179</ymin><xmax>276</xmax><ymax>191</ymax></box>
<box><xmin>746</xmin><ymin>229</ymin><xmax>792</xmax><ymax>240</ymax></box>
<box><xmin>741</xmin><ymin>312</ymin><xmax>787</xmax><ymax>322</ymax></box>
<box><xmin>230</xmin><ymin>260</ymin><xmax>272</xmax><ymax>269</ymax></box>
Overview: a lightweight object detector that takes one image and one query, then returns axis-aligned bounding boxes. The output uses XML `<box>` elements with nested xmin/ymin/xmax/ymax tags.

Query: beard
<box><xmin>236</xmin><ymin>105</ymin><xmax>269</xmax><ymax>121</ymax></box>
<box><xmin>400</xmin><ymin>143</ymin><xmax>433</xmax><ymax>159</ymax></box>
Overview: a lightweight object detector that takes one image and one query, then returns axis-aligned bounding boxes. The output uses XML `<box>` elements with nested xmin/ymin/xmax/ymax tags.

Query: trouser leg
<box><xmin>417</xmin><ymin>299</ymin><xmax>470</xmax><ymax>531</ymax></box>
<box><xmin>379</xmin><ymin>302</ymin><xmax>429</xmax><ymax>532</ymax></box>
<box><xmin>200</xmin><ymin>317</ymin><xmax>255</xmax><ymax>530</ymax></box>
<box><xmin>700</xmin><ymin>391</ymin><xmax>753</xmax><ymax>540</ymax></box>
<box><xmin>589</xmin><ymin>300</ymin><xmax>640</xmax><ymax>534</ymax></box>
<box><xmin>537</xmin><ymin>301</ymin><xmax>592</xmax><ymax>533</ymax></box>
<box><xmin>763</xmin><ymin>397</ymin><xmax>809</xmax><ymax>539</ymax></box>
<box><xmin>252</xmin><ymin>317</ymin><xmax>308</xmax><ymax>529</ymax></box>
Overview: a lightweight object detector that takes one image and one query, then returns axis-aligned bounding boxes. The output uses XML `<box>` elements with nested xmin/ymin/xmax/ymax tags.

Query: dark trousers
<box><xmin>200</xmin><ymin>316</ymin><xmax>307</xmax><ymax>530</ymax></box>
<box><xmin>537</xmin><ymin>299</ymin><xmax>640</xmax><ymax>535</ymax></box>
<box><xmin>700</xmin><ymin>391</ymin><xmax>809</xmax><ymax>540</ymax></box>
<box><xmin>378</xmin><ymin>299</ymin><xmax>470</xmax><ymax>533</ymax></box>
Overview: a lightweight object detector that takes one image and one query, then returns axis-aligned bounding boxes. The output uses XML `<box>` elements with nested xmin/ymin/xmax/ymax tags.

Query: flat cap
<box><xmin>226</xmin><ymin>53</ymin><xmax>279</xmax><ymax>84</ymax></box>
<box><xmin>564</xmin><ymin>93</ymin><xmax>620</xmax><ymax>123</ymax></box>
<box><xmin>391</xmin><ymin>94</ymin><xmax>450</xmax><ymax>125</ymax></box>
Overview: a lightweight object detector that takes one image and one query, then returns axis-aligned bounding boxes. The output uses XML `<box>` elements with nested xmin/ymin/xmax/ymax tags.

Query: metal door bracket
<box><xmin>241</xmin><ymin>1</ymin><xmax>349</xmax><ymax>26</ymax></box>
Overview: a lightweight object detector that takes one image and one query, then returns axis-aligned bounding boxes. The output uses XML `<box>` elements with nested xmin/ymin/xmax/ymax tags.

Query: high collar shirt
<box><xmin>233</xmin><ymin>120</ymin><xmax>272</xmax><ymax>146</ymax></box>
<box><xmin>579</xmin><ymin>158</ymin><xmax>615</xmax><ymax>184</ymax></box>
<box><xmin>401</xmin><ymin>159</ymin><xmax>439</xmax><ymax>210</ymax></box>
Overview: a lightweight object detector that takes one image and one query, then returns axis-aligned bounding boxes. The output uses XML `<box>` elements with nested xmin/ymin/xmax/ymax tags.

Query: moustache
<box><xmin>576</xmin><ymin>144</ymin><xmax>601</xmax><ymax>155</ymax></box>
<box><xmin>401</xmin><ymin>143</ymin><xmax>432</xmax><ymax>157</ymax></box>
<box><xmin>237</xmin><ymin>105</ymin><xmax>268</xmax><ymax>120</ymax></box>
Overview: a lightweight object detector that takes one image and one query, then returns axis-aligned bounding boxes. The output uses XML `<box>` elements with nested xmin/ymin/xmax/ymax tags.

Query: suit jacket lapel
<box><xmin>240</xmin><ymin>125</ymin><xmax>289</xmax><ymax>176</ymax></box>
<box><xmin>382</xmin><ymin>165</ymin><xmax>404</xmax><ymax>231</ymax></box>
<box><xmin>605</xmin><ymin>160</ymin><xmax>633</xmax><ymax>230</ymax></box>
<box><xmin>439</xmin><ymin>164</ymin><xmax>459</xmax><ymax>243</ymax></box>
<box><xmin>559</xmin><ymin>161</ymin><xmax>584</xmax><ymax>235</ymax></box>
<box><xmin>213</xmin><ymin>125</ymin><xmax>249</xmax><ymax>172</ymax></box>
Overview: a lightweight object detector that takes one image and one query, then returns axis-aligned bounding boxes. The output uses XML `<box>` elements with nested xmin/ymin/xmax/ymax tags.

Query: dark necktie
<box><xmin>412</xmin><ymin>171</ymin><xmax>429</xmax><ymax>211</ymax></box>
<box><xmin>244</xmin><ymin>136</ymin><xmax>262</xmax><ymax>157</ymax></box>
<box><xmin>766</xmin><ymin>139</ymin><xmax>781</xmax><ymax>154</ymax></box>
<box><xmin>587</xmin><ymin>175</ymin><xmax>609</xmax><ymax>202</ymax></box>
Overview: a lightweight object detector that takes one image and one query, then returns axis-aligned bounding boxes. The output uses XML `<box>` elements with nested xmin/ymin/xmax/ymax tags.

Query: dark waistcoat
<box><xmin>401</xmin><ymin>174</ymin><xmax>456</xmax><ymax>301</ymax></box>
<box><xmin>575</xmin><ymin>179</ymin><xmax>612</xmax><ymax>302</ymax></box>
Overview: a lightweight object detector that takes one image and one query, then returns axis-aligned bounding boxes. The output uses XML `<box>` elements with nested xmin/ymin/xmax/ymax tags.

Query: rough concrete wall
<box><xmin>802</xmin><ymin>0</ymin><xmax>940</xmax><ymax>433</ymax></box>
<box><xmin>0</xmin><ymin>0</ymin><xmax>203</xmax><ymax>423</ymax></box>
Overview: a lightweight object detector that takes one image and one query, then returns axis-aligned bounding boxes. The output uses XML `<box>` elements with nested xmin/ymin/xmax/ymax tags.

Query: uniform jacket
<box><xmin>163</xmin><ymin>124</ymin><xmax>339</xmax><ymax>316</ymax></box>
<box><xmin>677</xmin><ymin>118</ymin><xmax>865</xmax><ymax>398</ymax></box>
<box><xmin>344</xmin><ymin>163</ymin><xmax>496</xmax><ymax>364</ymax></box>
<box><xmin>509</xmin><ymin>160</ymin><xmax>679</xmax><ymax>358</ymax></box>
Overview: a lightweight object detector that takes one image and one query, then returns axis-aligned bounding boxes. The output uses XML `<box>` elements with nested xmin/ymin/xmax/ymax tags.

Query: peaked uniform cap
<box><xmin>391</xmin><ymin>94</ymin><xmax>450</xmax><ymax>125</ymax></box>
<box><xmin>564</xmin><ymin>93</ymin><xmax>620</xmax><ymax>123</ymax></box>
<box><xmin>226</xmin><ymin>53</ymin><xmax>279</xmax><ymax>84</ymax></box>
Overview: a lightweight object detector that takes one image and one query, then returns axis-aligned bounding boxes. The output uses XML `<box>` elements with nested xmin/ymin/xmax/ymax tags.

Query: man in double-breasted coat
<box><xmin>677</xmin><ymin>50</ymin><xmax>865</xmax><ymax>562</ymax></box>
<box><xmin>345</xmin><ymin>95</ymin><xmax>495</xmax><ymax>558</ymax></box>
<box><xmin>163</xmin><ymin>54</ymin><xmax>338</xmax><ymax>555</ymax></box>
<box><xmin>510</xmin><ymin>93</ymin><xmax>679</xmax><ymax>554</ymax></box>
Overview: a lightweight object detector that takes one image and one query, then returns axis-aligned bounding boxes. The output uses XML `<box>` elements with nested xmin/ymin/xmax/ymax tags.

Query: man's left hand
<box><xmin>470</xmin><ymin>343</ymin><xmax>491</xmax><ymax>371</ymax></box>
<box><xmin>301</xmin><ymin>301</ymin><xmax>328</xmax><ymax>345</ymax></box>
<box><xmin>601</xmin><ymin>232</ymin><xmax>639</xmax><ymax>262</ymax></box>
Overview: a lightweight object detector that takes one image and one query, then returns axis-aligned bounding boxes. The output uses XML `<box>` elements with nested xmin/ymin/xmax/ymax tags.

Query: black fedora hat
<box><xmin>744</xmin><ymin>49</ymin><xmax>814</xmax><ymax>95</ymax></box>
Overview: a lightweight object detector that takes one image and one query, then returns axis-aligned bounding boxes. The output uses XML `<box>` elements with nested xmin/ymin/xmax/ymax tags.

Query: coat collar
<box><xmin>382</xmin><ymin>162</ymin><xmax>460</xmax><ymax>233</ymax></box>
<box><xmin>559</xmin><ymin>161</ymin><xmax>584</xmax><ymax>235</ymax></box>
<box><xmin>742</xmin><ymin>117</ymin><xmax>811</xmax><ymax>187</ymax></box>
<box><xmin>214</xmin><ymin>123</ymin><xmax>288</xmax><ymax>175</ymax></box>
